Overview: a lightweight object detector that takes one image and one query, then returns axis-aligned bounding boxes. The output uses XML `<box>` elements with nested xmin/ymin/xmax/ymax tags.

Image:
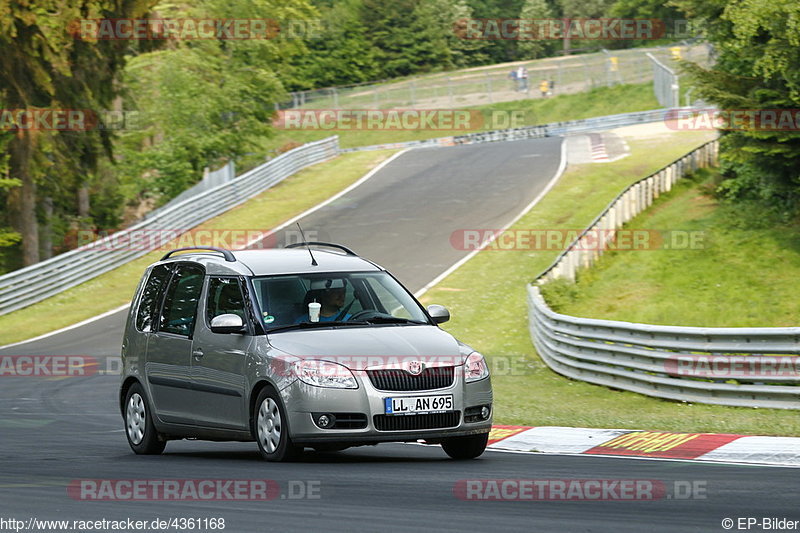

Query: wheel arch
<box><xmin>248</xmin><ymin>379</ymin><xmax>281</xmax><ymax>438</ymax></box>
<box><xmin>119</xmin><ymin>376</ymin><xmax>143</xmax><ymax>416</ymax></box>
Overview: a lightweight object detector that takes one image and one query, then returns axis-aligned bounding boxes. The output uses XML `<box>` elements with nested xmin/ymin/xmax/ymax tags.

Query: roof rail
<box><xmin>161</xmin><ymin>247</ymin><xmax>236</xmax><ymax>262</ymax></box>
<box><xmin>285</xmin><ymin>241</ymin><xmax>357</xmax><ymax>256</ymax></box>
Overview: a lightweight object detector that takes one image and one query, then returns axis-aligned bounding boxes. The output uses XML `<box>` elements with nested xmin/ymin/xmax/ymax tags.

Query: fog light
<box><xmin>481</xmin><ymin>406</ymin><xmax>491</xmax><ymax>420</ymax></box>
<box><xmin>317</xmin><ymin>414</ymin><xmax>335</xmax><ymax>428</ymax></box>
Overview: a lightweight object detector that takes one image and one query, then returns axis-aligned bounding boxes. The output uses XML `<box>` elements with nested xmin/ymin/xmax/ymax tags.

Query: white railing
<box><xmin>528</xmin><ymin>140</ymin><xmax>800</xmax><ymax>409</ymax></box>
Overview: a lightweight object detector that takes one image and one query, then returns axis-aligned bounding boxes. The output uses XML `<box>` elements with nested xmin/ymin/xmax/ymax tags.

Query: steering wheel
<box><xmin>347</xmin><ymin>309</ymin><xmax>381</xmax><ymax>321</ymax></box>
<box><xmin>168</xmin><ymin>316</ymin><xmax>193</xmax><ymax>327</ymax></box>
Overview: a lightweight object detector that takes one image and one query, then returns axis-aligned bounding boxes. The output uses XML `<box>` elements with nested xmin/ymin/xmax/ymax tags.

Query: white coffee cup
<box><xmin>308</xmin><ymin>301</ymin><xmax>321</xmax><ymax>322</ymax></box>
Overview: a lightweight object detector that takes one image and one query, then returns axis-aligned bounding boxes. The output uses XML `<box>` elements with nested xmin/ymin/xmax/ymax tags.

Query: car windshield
<box><xmin>251</xmin><ymin>271</ymin><xmax>431</xmax><ymax>331</ymax></box>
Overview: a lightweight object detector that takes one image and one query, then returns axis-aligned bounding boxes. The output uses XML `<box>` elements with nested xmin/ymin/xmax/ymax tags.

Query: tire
<box><xmin>124</xmin><ymin>383</ymin><xmax>166</xmax><ymax>455</ymax></box>
<box><xmin>441</xmin><ymin>432</ymin><xmax>488</xmax><ymax>460</ymax></box>
<box><xmin>253</xmin><ymin>387</ymin><xmax>303</xmax><ymax>462</ymax></box>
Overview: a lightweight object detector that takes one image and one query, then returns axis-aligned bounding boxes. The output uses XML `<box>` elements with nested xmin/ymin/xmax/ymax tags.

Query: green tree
<box><xmin>296</xmin><ymin>0</ymin><xmax>379</xmax><ymax>88</ymax></box>
<box><xmin>465</xmin><ymin>0</ymin><xmax>527</xmax><ymax>63</ymax></box>
<box><xmin>419</xmin><ymin>0</ymin><xmax>490</xmax><ymax>68</ymax></box>
<box><xmin>611</xmin><ymin>0</ymin><xmax>685</xmax><ymax>48</ymax></box>
<box><xmin>0</xmin><ymin>110</ymin><xmax>19</xmax><ymax>261</ymax></box>
<box><xmin>556</xmin><ymin>0</ymin><xmax>616</xmax><ymax>53</ymax></box>
<box><xmin>117</xmin><ymin>0</ymin><xmax>315</xmax><ymax>204</ymax></box>
<box><xmin>0</xmin><ymin>0</ymin><xmax>155</xmax><ymax>266</ymax></box>
<box><xmin>673</xmin><ymin>0</ymin><xmax>800</xmax><ymax>216</ymax></box>
<box><xmin>360</xmin><ymin>0</ymin><xmax>451</xmax><ymax>78</ymax></box>
<box><xmin>518</xmin><ymin>0</ymin><xmax>557</xmax><ymax>59</ymax></box>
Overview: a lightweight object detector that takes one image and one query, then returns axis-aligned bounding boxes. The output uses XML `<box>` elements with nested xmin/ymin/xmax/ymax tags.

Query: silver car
<box><xmin>119</xmin><ymin>243</ymin><xmax>493</xmax><ymax>461</ymax></box>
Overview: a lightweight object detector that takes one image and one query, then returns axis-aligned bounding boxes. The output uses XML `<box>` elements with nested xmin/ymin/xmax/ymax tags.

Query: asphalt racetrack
<box><xmin>1</xmin><ymin>137</ymin><xmax>797</xmax><ymax>532</ymax></box>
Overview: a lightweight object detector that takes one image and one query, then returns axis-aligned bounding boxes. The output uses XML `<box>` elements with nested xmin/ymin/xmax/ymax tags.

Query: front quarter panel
<box><xmin>246</xmin><ymin>339</ymin><xmax>299</xmax><ymax>403</ymax></box>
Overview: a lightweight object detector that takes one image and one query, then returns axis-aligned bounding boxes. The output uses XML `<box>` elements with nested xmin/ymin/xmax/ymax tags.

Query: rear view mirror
<box><xmin>210</xmin><ymin>313</ymin><xmax>245</xmax><ymax>334</ymax></box>
<box><xmin>427</xmin><ymin>304</ymin><xmax>450</xmax><ymax>324</ymax></box>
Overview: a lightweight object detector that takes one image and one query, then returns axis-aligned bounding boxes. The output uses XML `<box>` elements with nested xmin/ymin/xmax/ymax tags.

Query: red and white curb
<box><xmin>487</xmin><ymin>426</ymin><xmax>800</xmax><ymax>467</ymax></box>
<box><xmin>589</xmin><ymin>133</ymin><xmax>610</xmax><ymax>162</ymax></box>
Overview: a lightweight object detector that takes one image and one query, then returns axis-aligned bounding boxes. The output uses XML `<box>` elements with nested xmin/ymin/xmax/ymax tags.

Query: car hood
<box><xmin>267</xmin><ymin>325</ymin><xmax>467</xmax><ymax>370</ymax></box>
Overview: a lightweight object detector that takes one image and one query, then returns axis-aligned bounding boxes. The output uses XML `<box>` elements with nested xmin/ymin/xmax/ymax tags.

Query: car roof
<box><xmin>156</xmin><ymin>248</ymin><xmax>384</xmax><ymax>277</ymax></box>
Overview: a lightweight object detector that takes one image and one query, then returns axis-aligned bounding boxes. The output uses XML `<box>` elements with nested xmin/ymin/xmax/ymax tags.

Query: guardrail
<box><xmin>528</xmin><ymin>139</ymin><xmax>800</xmax><ymax>409</ymax></box>
<box><xmin>342</xmin><ymin>108</ymin><xmax>683</xmax><ymax>152</ymax></box>
<box><xmin>0</xmin><ymin>137</ymin><xmax>340</xmax><ymax>316</ymax></box>
<box><xmin>528</xmin><ymin>288</ymin><xmax>800</xmax><ymax>409</ymax></box>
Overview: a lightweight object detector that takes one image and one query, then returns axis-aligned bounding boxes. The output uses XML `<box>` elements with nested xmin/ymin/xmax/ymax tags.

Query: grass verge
<box><xmin>419</xmin><ymin>128</ymin><xmax>799</xmax><ymax>436</ymax></box>
<box><xmin>0</xmin><ymin>150</ymin><xmax>397</xmax><ymax>346</ymax></box>
<box><xmin>545</xmin><ymin>170</ymin><xmax>800</xmax><ymax>327</ymax></box>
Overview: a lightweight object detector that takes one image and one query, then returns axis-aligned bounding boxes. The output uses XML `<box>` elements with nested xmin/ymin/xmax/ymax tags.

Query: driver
<box><xmin>295</xmin><ymin>279</ymin><xmax>353</xmax><ymax>323</ymax></box>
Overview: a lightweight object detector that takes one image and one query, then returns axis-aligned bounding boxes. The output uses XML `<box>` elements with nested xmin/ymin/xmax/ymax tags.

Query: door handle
<box><xmin>192</xmin><ymin>348</ymin><xmax>204</xmax><ymax>359</ymax></box>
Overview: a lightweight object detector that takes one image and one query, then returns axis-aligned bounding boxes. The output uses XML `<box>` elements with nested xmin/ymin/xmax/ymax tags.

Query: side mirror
<box><xmin>210</xmin><ymin>313</ymin><xmax>245</xmax><ymax>334</ymax></box>
<box><xmin>427</xmin><ymin>304</ymin><xmax>450</xmax><ymax>325</ymax></box>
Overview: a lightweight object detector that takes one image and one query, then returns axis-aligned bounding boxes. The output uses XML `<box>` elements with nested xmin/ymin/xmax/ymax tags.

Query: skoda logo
<box><xmin>406</xmin><ymin>361</ymin><xmax>425</xmax><ymax>376</ymax></box>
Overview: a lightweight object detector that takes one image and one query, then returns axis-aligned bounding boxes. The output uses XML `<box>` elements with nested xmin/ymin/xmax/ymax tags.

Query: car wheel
<box><xmin>254</xmin><ymin>387</ymin><xmax>303</xmax><ymax>462</ymax></box>
<box><xmin>124</xmin><ymin>383</ymin><xmax>166</xmax><ymax>455</ymax></box>
<box><xmin>441</xmin><ymin>432</ymin><xmax>488</xmax><ymax>460</ymax></box>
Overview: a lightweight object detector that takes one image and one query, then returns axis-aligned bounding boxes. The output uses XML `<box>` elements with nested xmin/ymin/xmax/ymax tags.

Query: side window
<box><xmin>136</xmin><ymin>264</ymin><xmax>172</xmax><ymax>332</ymax></box>
<box><xmin>206</xmin><ymin>277</ymin><xmax>246</xmax><ymax>324</ymax></box>
<box><xmin>253</xmin><ymin>277</ymin><xmax>308</xmax><ymax>326</ymax></box>
<box><xmin>158</xmin><ymin>264</ymin><xmax>205</xmax><ymax>337</ymax></box>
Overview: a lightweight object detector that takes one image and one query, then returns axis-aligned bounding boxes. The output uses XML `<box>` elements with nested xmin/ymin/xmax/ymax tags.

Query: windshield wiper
<box><xmin>364</xmin><ymin>316</ymin><xmax>428</xmax><ymax>325</ymax></box>
<box><xmin>267</xmin><ymin>320</ymin><xmax>368</xmax><ymax>333</ymax></box>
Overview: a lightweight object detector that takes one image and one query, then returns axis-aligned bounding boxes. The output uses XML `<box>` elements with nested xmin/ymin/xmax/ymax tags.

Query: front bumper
<box><xmin>280</xmin><ymin>371</ymin><xmax>493</xmax><ymax>446</ymax></box>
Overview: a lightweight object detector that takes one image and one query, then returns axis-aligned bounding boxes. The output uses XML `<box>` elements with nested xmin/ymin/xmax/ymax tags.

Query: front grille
<box><xmin>367</xmin><ymin>366</ymin><xmax>455</xmax><ymax>391</ymax></box>
<box><xmin>374</xmin><ymin>411</ymin><xmax>461</xmax><ymax>431</ymax></box>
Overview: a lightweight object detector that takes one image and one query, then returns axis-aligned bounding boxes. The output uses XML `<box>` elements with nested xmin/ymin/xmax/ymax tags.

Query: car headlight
<box><xmin>464</xmin><ymin>352</ymin><xmax>489</xmax><ymax>383</ymax></box>
<box><xmin>293</xmin><ymin>360</ymin><xmax>358</xmax><ymax>389</ymax></box>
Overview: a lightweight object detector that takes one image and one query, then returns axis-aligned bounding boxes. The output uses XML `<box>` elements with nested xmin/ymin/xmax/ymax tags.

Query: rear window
<box><xmin>158</xmin><ymin>264</ymin><xmax>205</xmax><ymax>337</ymax></box>
<box><xmin>135</xmin><ymin>264</ymin><xmax>172</xmax><ymax>332</ymax></box>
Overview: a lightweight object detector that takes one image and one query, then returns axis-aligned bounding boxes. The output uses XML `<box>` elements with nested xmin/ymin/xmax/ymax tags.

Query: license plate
<box><xmin>384</xmin><ymin>395</ymin><xmax>453</xmax><ymax>415</ymax></box>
